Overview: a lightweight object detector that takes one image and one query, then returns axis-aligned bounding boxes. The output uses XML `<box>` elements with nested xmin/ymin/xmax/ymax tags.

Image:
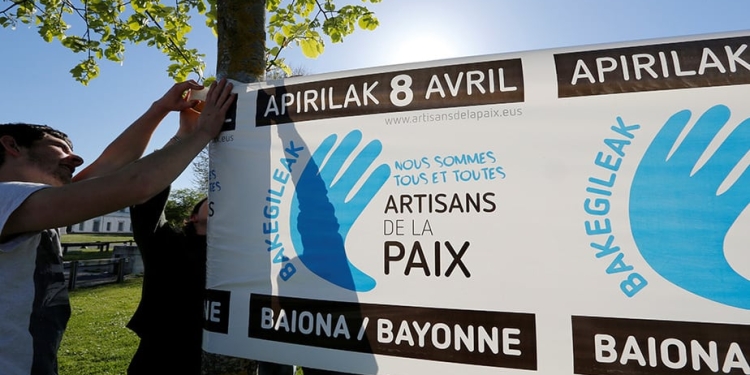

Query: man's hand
<box><xmin>178</xmin><ymin>107</ymin><xmax>201</xmax><ymax>137</ymax></box>
<box><xmin>196</xmin><ymin>78</ymin><xmax>235</xmax><ymax>139</ymax></box>
<box><xmin>153</xmin><ymin>80</ymin><xmax>205</xmax><ymax>114</ymax></box>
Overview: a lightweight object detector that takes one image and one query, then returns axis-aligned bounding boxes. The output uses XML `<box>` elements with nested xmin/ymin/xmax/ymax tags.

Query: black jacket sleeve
<box><xmin>130</xmin><ymin>186</ymin><xmax>171</xmax><ymax>246</ymax></box>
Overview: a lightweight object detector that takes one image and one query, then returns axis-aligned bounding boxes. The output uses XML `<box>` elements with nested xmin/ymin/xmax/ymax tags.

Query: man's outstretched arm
<box><xmin>72</xmin><ymin>80</ymin><xmax>205</xmax><ymax>182</ymax></box>
<box><xmin>2</xmin><ymin>79</ymin><xmax>234</xmax><ymax>238</ymax></box>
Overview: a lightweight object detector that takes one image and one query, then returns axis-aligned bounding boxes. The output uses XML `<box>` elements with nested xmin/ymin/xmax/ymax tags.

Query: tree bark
<box><xmin>216</xmin><ymin>0</ymin><xmax>266</xmax><ymax>83</ymax></box>
<box><xmin>202</xmin><ymin>2</ymin><xmax>266</xmax><ymax>374</ymax></box>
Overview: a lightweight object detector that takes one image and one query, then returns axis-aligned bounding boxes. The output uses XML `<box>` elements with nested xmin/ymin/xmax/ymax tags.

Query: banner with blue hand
<box><xmin>630</xmin><ymin>105</ymin><xmax>750</xmax><ymax>310</ymax></box>
<box><xmin>204</xmin><ymin>30</ymin><xmax>750</xmax><ymax>375</ymax></box>
<box><xmin>290</xmin><ymin>130</ymin><xmax>390</xmax><ymax>292</ymax></box>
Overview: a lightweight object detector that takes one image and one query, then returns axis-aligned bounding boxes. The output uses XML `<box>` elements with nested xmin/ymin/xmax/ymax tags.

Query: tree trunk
<box><xmin>202</xmin><ymin>3</ymin><xmax>266</xmax><ymax>374</ymax></box>
<box><xmin>216</xmin><ymin>0</ymin><xmax>266</xmax><ymax>83</ymax></box>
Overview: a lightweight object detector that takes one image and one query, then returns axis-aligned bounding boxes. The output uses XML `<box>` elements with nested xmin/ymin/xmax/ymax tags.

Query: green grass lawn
<box><xmin>62</xmin><ymin>233</ymin><xmax>134</xmax><ymax>243</ymax></box>
<box><xmin>59</xmin><ymin>234</ymin><xmax>303</xmax><ymax>374</ymax></box>
<box><xmin>59</xmin><ymin>277</ymin><xmax>142</xmax><ymax>375</ymax></box>
<box><xmin>60</xmin><ymin>233</ymin><xmax>140</xmax><ymax>373</ymax></box>
<box><xmin>60</xmin><ymin>276</ymin><xmax>308</xmax><ymax>375</ymax></box>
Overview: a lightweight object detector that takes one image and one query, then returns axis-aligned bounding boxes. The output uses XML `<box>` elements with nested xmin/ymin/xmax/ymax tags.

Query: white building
<box><xmin>65</xmin><ymin>208</ymin><xmax>133</xmax><ymax>234</ymax></box>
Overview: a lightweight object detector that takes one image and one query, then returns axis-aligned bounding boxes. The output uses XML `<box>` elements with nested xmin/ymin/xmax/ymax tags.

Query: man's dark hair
<box><xmin>183</xmin><ymin>197</ymin><xmax>208</xmax><ymax>236</ymax></box>
<box><xmin>0</xmin><ymin>123</ymin><xmax>73</xmax><ymax>166</ymax></box>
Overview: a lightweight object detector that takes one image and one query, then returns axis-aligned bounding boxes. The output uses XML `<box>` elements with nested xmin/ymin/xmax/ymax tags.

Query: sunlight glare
<box><xmin>392</xmin><ymin>32</ymin><xmax>458</xmax><ymax>64</ymax></box>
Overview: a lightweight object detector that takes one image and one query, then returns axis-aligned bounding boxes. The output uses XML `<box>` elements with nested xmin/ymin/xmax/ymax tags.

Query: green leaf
<box><xmin>281</xmin><ymin>25</ymin><xmax>293</xmax><ymax>38</ymax></box>
<box><xmin>358</xmin><ymin>14</ymin><xmax>379</xmax><ymax>30</ymax></box>
<box><xmin>280</xmin><ymin>62</ymin><xmax>292</xmax><ymax>76</ymax></box>
<box><xmin>266</xmin><ymin>0</ymin><xmax>282</xmax><ymax>12</ymax></box>
<box><xmin>300</xmin><ymin>38</ymin><xmax>324</xmax><ymax>58</ymax></box>
<box><xmin>127</xmin><ymin>18</ymin><xmax>141</xmax><ymax>31</ymax></box>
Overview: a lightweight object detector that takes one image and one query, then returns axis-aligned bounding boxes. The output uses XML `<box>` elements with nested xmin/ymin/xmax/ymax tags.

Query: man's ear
<box><xmin>0</xmin><ymin>135</ymin><xmax>22</xmax><ymax>157</ymax></box>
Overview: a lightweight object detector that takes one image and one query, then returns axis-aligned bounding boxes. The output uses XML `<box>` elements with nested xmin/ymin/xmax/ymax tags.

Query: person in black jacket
<box><xmin>126</xmin><ymin>106</ymin><xmax>213</xmax><ymax>375</ymax></box>
<box><xmin>127</xmin><ymin>186</ymin><xmax>208</xmax><ymax>375</ymax></box>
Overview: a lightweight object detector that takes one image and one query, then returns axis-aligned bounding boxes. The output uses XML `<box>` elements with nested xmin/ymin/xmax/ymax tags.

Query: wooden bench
<box><xmin>64</xmin><ymin>258</ymin><xmax>129</xmax><ymax>290</ymax></box>
<box><xmin>61</xmin><ymin>240</ymin><xmax>134</xmax><ymax>254</ymax></box>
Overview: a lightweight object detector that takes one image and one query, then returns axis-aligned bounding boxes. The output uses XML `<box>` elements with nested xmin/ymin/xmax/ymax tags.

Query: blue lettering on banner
<box><xmin>583</xmin><ymin>117</ymin><xmax>647</xmax><ymax>297</ymax></box>
<box><xmin>390</xmin><ymin>151</ymin><xmax>506</xmax><ymax>187</ymax></box>
<box><xmin>262</xmin><ymin>141</ymin><xmax>306</xmax><ymax>281</ymax></box>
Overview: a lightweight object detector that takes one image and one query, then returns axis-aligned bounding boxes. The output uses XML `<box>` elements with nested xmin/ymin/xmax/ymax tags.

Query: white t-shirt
<box><xmin>0</xmin><ymin>182</ymin><xmax>70</xmax><ymax>375</ymax></box>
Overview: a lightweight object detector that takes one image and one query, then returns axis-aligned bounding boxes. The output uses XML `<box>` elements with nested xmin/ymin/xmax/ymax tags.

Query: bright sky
<box><xmin>2</xmin><ymin>0</ymin><xmax>749</xmax><ymax>190</ymax></box>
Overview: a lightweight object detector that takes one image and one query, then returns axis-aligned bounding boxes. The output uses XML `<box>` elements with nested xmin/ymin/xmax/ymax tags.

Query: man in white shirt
<box><xmin>0</xmin><ymin>78</ymin><xmax>234</xmax><ymax>375</ymax></box>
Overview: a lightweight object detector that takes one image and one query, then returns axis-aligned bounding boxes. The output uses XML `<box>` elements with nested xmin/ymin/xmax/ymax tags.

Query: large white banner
<box><xmin>203</xmin><ymin>30</ymin><xmax>750</xmax><ymax>375</ymax></box>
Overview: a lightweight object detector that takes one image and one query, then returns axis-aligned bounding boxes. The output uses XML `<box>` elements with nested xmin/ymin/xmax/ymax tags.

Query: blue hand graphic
<box><xmin>290</xmin><ymin>130</ymin><xmax>390</xmax><ymax>292</ymax></box>
<box><xmin>630</xmin><ymin>104</ymin><xmax>750</xmax><ymax>309</ymax></box>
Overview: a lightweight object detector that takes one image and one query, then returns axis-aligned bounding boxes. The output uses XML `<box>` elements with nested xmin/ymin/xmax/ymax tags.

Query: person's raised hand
<box><xmin>196</xmin><ymin>78</ymin><xmax>235</xmax><ymax>139</ymax></box>
<box><xmin>153</xmin><ymin>80</ymin><xmax>205</xmax><ymax>113</ymax></box>
<box><xmin>178</xmin><ymin>106</ymin><xmax>201</xmax><ymax>137</ymax></box>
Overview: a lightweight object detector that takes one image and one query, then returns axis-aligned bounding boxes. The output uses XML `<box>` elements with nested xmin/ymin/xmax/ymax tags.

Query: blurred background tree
<box><xmin>165</xmin><ymin>188</ymin><xmax>205</xmax><ymax>228</ymax></box>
